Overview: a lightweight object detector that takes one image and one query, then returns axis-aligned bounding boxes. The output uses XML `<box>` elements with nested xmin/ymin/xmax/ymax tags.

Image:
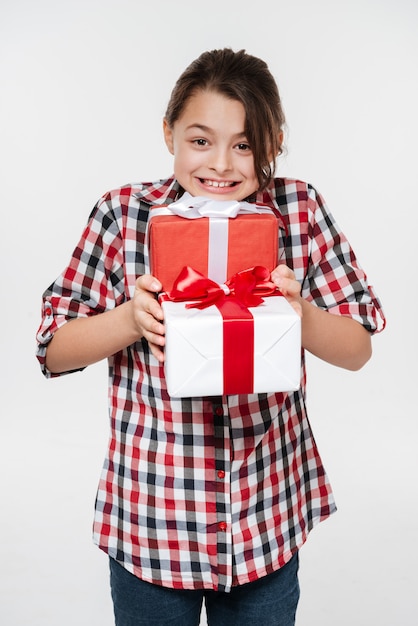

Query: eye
<box><xmin>193</xmin><ymin>138</ymin><xmax>208</xmax><ymax>146</ymax></box>
<box><xmin>236</xmin><ymin>142</ymin><xmax>251</xmax><ymax>151</ymax></box>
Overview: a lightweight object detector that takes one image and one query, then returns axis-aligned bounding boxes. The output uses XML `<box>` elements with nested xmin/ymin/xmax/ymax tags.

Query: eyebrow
<box><xmin>185</xmin><ymin>123</ymin><xmax>247</xmax><ymax>139</ymax></box>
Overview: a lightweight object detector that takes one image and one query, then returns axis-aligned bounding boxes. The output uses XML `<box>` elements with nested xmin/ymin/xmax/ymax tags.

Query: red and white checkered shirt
<box><xmin>36</xmin><ymin>177</ymin><xmax>385</xmax><ymax>592</ymax></box>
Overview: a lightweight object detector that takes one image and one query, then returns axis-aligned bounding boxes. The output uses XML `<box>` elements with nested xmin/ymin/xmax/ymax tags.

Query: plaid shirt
<box><xmin>36</xmin><ymin>177</ymin><xmax>385</xmax><ymax>592</ymax></box>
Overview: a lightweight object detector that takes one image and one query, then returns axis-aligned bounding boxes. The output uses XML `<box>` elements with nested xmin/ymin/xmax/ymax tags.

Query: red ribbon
<box><xmin>161</xmin><ymin>266</ymin><xmax>280</xmax><ymax>395</ymax></box>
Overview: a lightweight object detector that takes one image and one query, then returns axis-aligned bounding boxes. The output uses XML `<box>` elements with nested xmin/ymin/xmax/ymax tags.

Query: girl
<box><xmin>36</xmin><ymin>48</ymin><xmax>385</xmax><ymax>625</ymax></box>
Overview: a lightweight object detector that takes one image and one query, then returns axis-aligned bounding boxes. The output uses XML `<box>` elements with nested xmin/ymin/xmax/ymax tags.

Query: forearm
<box><xmin>45</xmin><ymin>300</ymin><xmax>141</xmax><ymax>374</ymax></box>
<box><xmin>300</xmin><ymin>299</ymin><xmax>372</xmax><ymax>370</ymax></box>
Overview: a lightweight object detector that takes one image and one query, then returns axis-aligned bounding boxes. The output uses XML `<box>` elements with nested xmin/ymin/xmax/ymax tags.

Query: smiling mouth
<box><xmin>200</xmin><ymin>179</ymin><xmax>237</xmax><ymax>188</ymax></box>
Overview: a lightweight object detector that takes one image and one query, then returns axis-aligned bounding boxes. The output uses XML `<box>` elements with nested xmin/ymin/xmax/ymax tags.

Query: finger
<box><xmin>144</xmin><ymin>331</ymin><xmax>166</xmax><ymax>363</ymax></box>
<box><xmin>135</xmin><ymin>274</ymin><xmax>162</xmax><ymax>294</ymax></box>
<box><xmin>146</xmin><ymin>297</ymin><xmax>165</xmax><ymax>323</ymax></box>
<box><xmin>150</xmin><ymin>346</ymin><xmax>165</xmax><ymax>363</ymax></box>
<box><xmin>135</xmin><ymin>307</ymin><xmax>165</xmax><ymax>338</ymax></box>
<box><xmin>271</xmin><ymin>264</ymin><xmax>294</xmax><ymax>283</ymax></box>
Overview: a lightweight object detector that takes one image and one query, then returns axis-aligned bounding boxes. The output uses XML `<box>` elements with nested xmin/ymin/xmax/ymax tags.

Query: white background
<box><xmin>1</xmin><ymin>0</ymin><xmax>417</xmax><ymax>624</ymax></box>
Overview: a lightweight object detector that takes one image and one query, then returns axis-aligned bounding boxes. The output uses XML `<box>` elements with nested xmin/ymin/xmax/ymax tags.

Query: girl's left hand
<box><xmin>271</xmin><ymin>264</ymin><xmax>372</xmax><ymax>370</ymax></box>
<box><xmin>271</xmin><ymin>265</ymin><xmax>303</xmax><ymax>317</ymax></box>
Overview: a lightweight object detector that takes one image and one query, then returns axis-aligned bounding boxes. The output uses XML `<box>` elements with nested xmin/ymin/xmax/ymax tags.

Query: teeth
<box><xmin>204</xmin><ymin>179</ymin><xmax>234</xmax><ymax>188</ymax></box>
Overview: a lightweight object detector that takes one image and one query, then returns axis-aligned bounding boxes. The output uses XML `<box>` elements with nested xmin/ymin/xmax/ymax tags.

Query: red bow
<box><xmin>161</xmin><ymin>266</ymin><xmax>281</xmax><ymax>395</ymax></box>
<box><xmin>163</xmin><ymin>265</ymin><xmax>279</xmax><ymax>309</ymax></box>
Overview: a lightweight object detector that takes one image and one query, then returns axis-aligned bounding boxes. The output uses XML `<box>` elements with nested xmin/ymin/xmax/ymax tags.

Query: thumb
<box><xmin>135</xmin><ymin>274</ymin><xmax>162</xmax><ymax>293</ymax></box>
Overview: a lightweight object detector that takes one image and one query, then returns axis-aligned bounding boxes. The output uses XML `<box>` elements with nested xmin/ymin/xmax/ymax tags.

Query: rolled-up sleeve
<box><xmin>301</xmin><ymin>186</ymin><xmax>385</xmax><ymax>334</ymax></box>
<box><xmin>36</xmin><ymin>197</ymin><xmax>126</xmax><ymax>378</ymax></box>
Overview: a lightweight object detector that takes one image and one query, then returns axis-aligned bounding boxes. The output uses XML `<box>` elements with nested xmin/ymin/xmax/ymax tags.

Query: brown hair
<box><xmin>165</xmin><ymin>48</ymin><xmax>286</xmax><ymax>191</ymax></box>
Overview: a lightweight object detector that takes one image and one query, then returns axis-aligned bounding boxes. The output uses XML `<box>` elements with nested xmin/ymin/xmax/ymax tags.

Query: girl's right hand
<box><xmin>133</xmin><ymin>274</ymin><xmax>166</xmax><ymax>362</ymax></box>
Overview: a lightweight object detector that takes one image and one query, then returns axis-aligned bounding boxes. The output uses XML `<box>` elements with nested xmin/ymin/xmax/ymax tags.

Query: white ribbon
<box><xmin>146</xmin><ymin>193</ymin><xmax>274</xmax><ymax>284</ymax></box>
<box><xmin>166</xmin><ymin>192</ymin><xmax>265</xmax><ymax>219</ymax></box>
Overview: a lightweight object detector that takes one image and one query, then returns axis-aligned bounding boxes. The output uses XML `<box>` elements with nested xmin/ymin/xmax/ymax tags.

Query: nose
<box><xmin>208</xmin><ymin>146</ymin><xmax>232</xmax><ymax>175</ymax></box>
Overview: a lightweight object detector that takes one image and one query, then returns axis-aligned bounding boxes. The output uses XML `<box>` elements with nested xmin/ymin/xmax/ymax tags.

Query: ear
<box><xmin>163</xmin><ymin>118</ymin><xmax>174</xmax><ymax>154</ymax></box>
<box><xmin>267</xmin><ymin>131</ymin><xmax>284</xmax><ymax>162</ymax></box>
<box><xmin>278</xmin><ymin>130</ymin><xmax>284</xmax><ymax>151</ymax></box>
<box><xmin>276</xmin><ymin>130</ymin><xmax>284</xmax><ymax>157</ymax></box>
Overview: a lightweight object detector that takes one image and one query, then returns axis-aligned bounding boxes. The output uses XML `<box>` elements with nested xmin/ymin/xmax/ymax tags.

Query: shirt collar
<box><xmin>253</xmin><ymin>186</ymin><xmax>287</xmax><ymax>232</ymax></box>
<box><xmin>133</xmin><ymin>177</ymin><xmax>182</xmax><ymax>205</ymax></box>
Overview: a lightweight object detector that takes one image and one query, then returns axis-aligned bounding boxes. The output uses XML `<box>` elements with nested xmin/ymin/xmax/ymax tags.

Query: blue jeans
<box><xmin>109</xmin><ymin>552</ymin><xmax>300</xmax><ymax>626</ymax></box>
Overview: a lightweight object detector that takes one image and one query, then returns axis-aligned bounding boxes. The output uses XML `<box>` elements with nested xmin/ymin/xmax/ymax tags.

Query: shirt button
<box><xmin>214</xmin><ymin>406</ymin><xmax>223</xmax><ymax>417</ymax></box>
<box><xmin>217</xmin><ymin>470</ymin><xmax>225</xmax><ymax>479</ymax></box>
<box><xmin>218</xmin><ymin>521</ymin><xmax>227</xmax><ymax>532</ymax></box>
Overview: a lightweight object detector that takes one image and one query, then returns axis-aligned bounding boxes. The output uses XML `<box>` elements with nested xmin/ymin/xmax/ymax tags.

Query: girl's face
<box><xmin>163</xmin><ymin>90</ymin><xmax>259</xmax><ymax>201</ymax></box>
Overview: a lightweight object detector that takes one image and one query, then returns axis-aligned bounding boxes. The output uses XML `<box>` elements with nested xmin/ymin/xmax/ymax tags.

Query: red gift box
<box><xmin>147</xmin><ymin>197</ymin><xmax>278</xmax><ymax>291</ymax></box>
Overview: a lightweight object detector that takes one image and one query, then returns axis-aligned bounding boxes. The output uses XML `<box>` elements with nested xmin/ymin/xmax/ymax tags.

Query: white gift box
<box><xmin>162</xmin><ymin>295</ymin><xmax>301</xmax><ymax>398</ymax></box>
